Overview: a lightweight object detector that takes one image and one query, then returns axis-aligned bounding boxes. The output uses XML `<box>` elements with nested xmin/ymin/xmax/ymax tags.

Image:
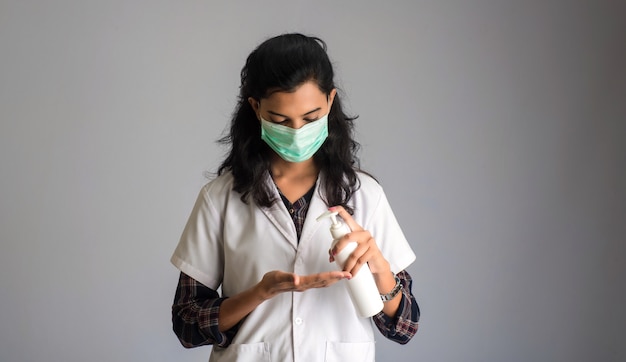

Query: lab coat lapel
<box><xmin>299</xmin><ymin>177</ymin><xmax>328</xmax><ymax>248</ymax></box>
<box><xmin>260</xmin><ymin>174</ymin><xmax>299</xmax><ymax>250</ymax></box>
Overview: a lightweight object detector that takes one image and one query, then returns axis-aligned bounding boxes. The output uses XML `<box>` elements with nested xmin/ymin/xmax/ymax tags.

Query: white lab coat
<box><xmin>171</xmin><ymin>170</ymin><xmax>416</xmax><ymax>362</ymax></box>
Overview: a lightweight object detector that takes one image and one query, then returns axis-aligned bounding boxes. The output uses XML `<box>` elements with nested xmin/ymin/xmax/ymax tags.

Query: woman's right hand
<box><xmin>257</xmin><ymin>270</ymin><xmax>351</xmax><ymax>300</ymax></box>
<box><xmin>219</xmin><ymin>270</ymin><xmax>350</xmax><ymax>331</ymax></box>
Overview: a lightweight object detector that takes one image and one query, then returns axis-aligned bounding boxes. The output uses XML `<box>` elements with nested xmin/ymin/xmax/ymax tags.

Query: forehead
<box><xmin>261</xmin><ymin>81</ymin><xmax>327</xmax><ymax>113</ymax></box>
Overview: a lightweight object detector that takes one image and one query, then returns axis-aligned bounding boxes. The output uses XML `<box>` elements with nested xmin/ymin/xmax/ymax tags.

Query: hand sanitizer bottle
<box><xmin>317</xmin><ymin>210</ymin><xmax>384</xmax><ymax>318</ymax></box>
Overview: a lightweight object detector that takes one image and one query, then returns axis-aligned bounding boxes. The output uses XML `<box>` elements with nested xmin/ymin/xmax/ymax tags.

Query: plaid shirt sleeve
<box><xmin>172</xmin><ymin>272</ymin><xmax>240</xmax><ymax>348</ymax></box>
<box><xmin>372</xmin><ymin>270</ymin><xmax>420</xmax><ymax>344</ymax></box>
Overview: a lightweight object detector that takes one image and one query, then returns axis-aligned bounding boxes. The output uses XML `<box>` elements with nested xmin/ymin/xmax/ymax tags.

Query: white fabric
<box><xmin>171</xmin><ymin>171</ymin><xmax>416</xmax><ymax>362</ymax></box>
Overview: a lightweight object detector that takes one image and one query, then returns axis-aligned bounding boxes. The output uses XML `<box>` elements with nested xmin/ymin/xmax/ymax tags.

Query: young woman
<box><xmin>171</xmin><ymin>33</ymin><xmax>419</xmax><ymax>361</ymax></box>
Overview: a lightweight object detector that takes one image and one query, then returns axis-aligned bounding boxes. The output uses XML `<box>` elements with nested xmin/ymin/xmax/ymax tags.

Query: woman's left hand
<box><xmin>328</xmin><ymin>206</ymin><xmax>390</xmax><ymax>277</ymax></box>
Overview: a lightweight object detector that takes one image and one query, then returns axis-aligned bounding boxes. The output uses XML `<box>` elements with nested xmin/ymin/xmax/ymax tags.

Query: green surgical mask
<box><xmin>260</xmin><ymin>114</ymin><xmax>329</xmax><ymax>163</ymax></box>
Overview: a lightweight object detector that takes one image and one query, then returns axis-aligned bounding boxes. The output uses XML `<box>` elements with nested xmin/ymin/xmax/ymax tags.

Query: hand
<box><xmin>327</xmin><ymin>206</ymin><xmax>391</xmax><ymax>276</ymax></box>
<box><xmin>257</xmin><ymin>270</ymin><xmax>351</xmax><ymax>300</ymax></box>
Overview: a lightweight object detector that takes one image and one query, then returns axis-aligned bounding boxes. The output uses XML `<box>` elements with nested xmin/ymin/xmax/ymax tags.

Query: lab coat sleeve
<box><xmin>362</xmin><ymin>179</ymin><xmax>416</xmax><ymax>274</ymax></box>
<box><xmin>171</xmin><ymin>185</ymin><xmax>224</xmax><ymax>290</ymax></box>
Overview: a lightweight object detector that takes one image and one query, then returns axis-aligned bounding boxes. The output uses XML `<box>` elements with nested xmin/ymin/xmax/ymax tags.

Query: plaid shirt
<box><xmin>172</xmin><ymin>186</ymin><xmax>420</xmax><ymax>347</ymax></box>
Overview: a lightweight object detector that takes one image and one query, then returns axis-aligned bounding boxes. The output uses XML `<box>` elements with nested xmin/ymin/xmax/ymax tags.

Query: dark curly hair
<box><xmin>217</xmin><ymin>33</ymin><xmax>363</xmax><ymax>212</ymax></box>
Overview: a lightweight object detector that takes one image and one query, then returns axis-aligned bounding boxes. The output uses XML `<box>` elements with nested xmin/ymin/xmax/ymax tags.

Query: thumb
<box><xmin>292</xmin><ymin>273</ymin><xmax>300</xmax><ymax>287</ymax></box>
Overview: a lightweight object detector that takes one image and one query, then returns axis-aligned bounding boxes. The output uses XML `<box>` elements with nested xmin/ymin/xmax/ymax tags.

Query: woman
<box><xmin>171</xmin><ymin>33</ymin><xmax>419</xmax><ymax>361</ymax></box>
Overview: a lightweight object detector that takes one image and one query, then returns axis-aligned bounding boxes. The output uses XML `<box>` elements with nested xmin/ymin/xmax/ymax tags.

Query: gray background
<box><xmin>1</xmin><ymin>1</ymin><xmax>624</xmax><ymax>361</ymax></box>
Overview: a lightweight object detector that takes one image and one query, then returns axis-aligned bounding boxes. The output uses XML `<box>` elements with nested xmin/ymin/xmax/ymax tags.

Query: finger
<box><xmin>269</xmin><ymin>271</ymin><xmax>298</xmax><ymax>293</ymax></box>
<box><xmin>349</xmin><ymin>246</ymin><xmax>380</xmax><ymax>276</ymax></box>
<box><xmin>273</xmin><ymin>271</ymin><xmax>297</xmax><ymax>285</ymax></box>
<box><xmin>331</xmin><ymin>230</ymin><xmax>370</xmax><ymax>257</ymax></box>
<box><xmin>298</xmin><ymin>273</ymin><xmax>329</xmax><ymax>288</ymax></box>
<box><xmin>332</xmin><ymin>239</ymin><xmax>362</xmax><ymax>271</ymax></box>
<box><xmin>297</xmin><ymin>271</ymin><xmax>350</xmax><ymax>290</ymax></box>
<box><xmin>344</xmin><ymin>239</ymin><xmax>380</xmax><ymax>276</ymax></box>
<box><xmin>325</xmin><ymin>270</ymin><xmax>352</xmax><ymax>280</ymax></box>
<box><xmin>344</xmin><ymin>252</ymin><xmax>368</xmax><ymax>276</ymax></box>
<box><xmin>292</xmin><ymin>274</ymin><xmax>300</xmax><ymax>286</ymax></box>
<box><xmin>329</xmin><ymin>206</ymin><xmax>363</xmax><ymax>232</ymax></box>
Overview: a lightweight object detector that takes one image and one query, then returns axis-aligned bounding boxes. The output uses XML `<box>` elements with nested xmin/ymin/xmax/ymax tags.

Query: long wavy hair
<box><xmin>217</xmin><ymin>33</ymin><xmax>362</xmax><ymax>212</ymax></box>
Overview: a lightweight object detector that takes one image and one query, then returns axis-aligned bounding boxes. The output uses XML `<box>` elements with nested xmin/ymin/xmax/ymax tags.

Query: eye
<box><xmin>303</xmin><ymin>117</ymin><xmax>318</xmax><ymax>123</ymax></box>
<box><xmin>268</xmin><ymin>117</ymin><xmax>288</xmax><ymax>125</ymax></box>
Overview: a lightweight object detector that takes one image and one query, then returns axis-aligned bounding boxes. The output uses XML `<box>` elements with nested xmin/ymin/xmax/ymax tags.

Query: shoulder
<box><xmin>349</xmin><ymin>171</ymin><xmax>386</xmax><ymax>211</ymax></box>
<box><xmin>355</xmin><ymin>171</ymin><xmax>383</xmax><ymax>195</ymax></box>
<box><xmin>194</xmin><ymin>171</ymin><xmax>238</xmax><ymax>209</ymax></box>
<box><xmin>201</xmin><ymin>171</ymin><xmax>235</xmax><ymax>196</ymax></box>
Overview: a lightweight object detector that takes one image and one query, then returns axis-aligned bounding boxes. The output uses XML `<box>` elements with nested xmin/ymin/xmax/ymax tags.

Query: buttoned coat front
<box><xmin>171</xmin><ymin>171</ymin><xmax>416</xmax><ymax>362</ymax></box>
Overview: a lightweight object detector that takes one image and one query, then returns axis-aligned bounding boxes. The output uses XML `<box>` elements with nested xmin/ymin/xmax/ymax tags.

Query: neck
<box><xmin>270</xmin><ymin>154</ymin><xmax>319</xmax><ymax>180</ymax></box>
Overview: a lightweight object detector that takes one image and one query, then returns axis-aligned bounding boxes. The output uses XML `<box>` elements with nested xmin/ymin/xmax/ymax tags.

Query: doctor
<box><xmin>171</xmin><ymin>33</ymin><xmax>420</xmax><ymax>362</ymax></box>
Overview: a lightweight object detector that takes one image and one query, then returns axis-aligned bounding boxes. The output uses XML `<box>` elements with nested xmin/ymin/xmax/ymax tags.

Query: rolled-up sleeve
<box><xmin>172</xmin><ymin>272</ymin><xmax>240</xmax><ymax>348</ymax></box>
<box><xmin>372</xmin><ymin>270</ymin><xmax>420</xmax><ymax>344</ymax></box>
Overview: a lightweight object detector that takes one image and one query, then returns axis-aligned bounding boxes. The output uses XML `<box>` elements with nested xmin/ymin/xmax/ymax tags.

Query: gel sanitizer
<box><xmin>317</xmin><ymin>210</ymin><xmax>384</xmax><ymax>318</ymax></box>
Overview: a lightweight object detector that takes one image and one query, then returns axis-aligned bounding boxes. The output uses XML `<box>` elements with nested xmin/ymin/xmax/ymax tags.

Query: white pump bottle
<box><xmin>317</xmin><ymin>210</ymin><xmax>384</xmax><ymax>318</ymax></box>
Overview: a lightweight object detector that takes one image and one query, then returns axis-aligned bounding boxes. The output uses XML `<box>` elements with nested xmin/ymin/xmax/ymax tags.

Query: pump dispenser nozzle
<box><xmin>316</xmin><ymin>210</ymin><xmax>339</xmax><ymax>224</ymax></box>
<box><xmin>316</xmin><ymin>210</ymin><xmax>351</xmax><ymax>240</ymax></box>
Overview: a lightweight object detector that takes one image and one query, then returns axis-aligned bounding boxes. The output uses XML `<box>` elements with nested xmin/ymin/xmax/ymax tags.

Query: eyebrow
<box><xmin>267</xmin><ymin>107</ymin><xmax>322</xmax><ymax>119</ymax></box>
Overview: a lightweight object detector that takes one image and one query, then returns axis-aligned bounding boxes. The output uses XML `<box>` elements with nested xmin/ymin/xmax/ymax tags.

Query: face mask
<box><xmin>260</xmin><ymin>114</ymin><xmax>329</xmax><ymax>163</ymax></box>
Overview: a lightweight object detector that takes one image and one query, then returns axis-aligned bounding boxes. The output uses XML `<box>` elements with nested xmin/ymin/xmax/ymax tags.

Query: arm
<box><xmin>329</xmin><ymin>206</ymin><xmax>406</xmax><ymax>317</ymax></box>
<box><xmin>372</xmin><ymin>270</ymin><xmax>420</xmax><ymax>344</ymax></box>
<box><xmin>372</xmin><ymin>266</ymin><xmax>403</xmax><ymax>318</ymax></box>
<box><xmin>172</xmin><ymin>272</ymin><xmax>238</xmax><ymax>348</ymax></box>
<box><xmin>219</xmin><ymin>269</ymin><xmax>351</xmax><ymax>331</ymax></box>
<box><xmin>328</xmin><ymin>206</ymin><xmax>419</xmax><ymax>328</ymax></box>
<box><xmin>172</xmin><ymin>270</ymin><xmax>351</xmax><ymax>348</ymax></box>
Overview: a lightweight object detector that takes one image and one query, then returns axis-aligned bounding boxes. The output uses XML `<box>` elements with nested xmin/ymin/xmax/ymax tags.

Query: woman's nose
<box><xmin>288</xmin><ymin>119</ymin><xmax>307</xmax><ymax>129</ymax></box>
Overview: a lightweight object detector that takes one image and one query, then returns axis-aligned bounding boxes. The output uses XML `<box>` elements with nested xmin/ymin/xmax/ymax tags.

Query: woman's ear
<box><xmin>328</xmin><ymin>89</ymin><xmax>337</xmax><ymax>109</ymax></box>
<box><xmin>248</xmin><ymin>97</ymin><xmax>260</xmax><ymax>120</ymax></box>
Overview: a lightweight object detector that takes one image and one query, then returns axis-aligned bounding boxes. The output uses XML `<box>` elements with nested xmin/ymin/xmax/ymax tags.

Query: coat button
<box><xmin>295</xmin><ymin>317</ymin><xmax>303</xmax><ymax>325</ymax></box>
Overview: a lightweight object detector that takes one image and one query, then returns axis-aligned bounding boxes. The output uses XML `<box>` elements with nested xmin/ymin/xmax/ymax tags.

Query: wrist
<box><xmin>254</xmin><ymin>281</ymin><xmax>272</xmax><ymax>301</ymax></box>
<box><xmin>380</xmin><ymin>273</ymin><xmax>402</xmax><ymax>302</ymax></box>
<box><xmin>370</xmin><ymin>258</ymin><xmax>391</xmax><ymax>277</ymax></box>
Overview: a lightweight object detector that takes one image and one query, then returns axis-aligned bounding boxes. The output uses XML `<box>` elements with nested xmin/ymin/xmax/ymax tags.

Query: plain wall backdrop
<box><xmin>1</xmin><ymin>1</ymin><xmax>624</xmax><ymax>361</ymax></box>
